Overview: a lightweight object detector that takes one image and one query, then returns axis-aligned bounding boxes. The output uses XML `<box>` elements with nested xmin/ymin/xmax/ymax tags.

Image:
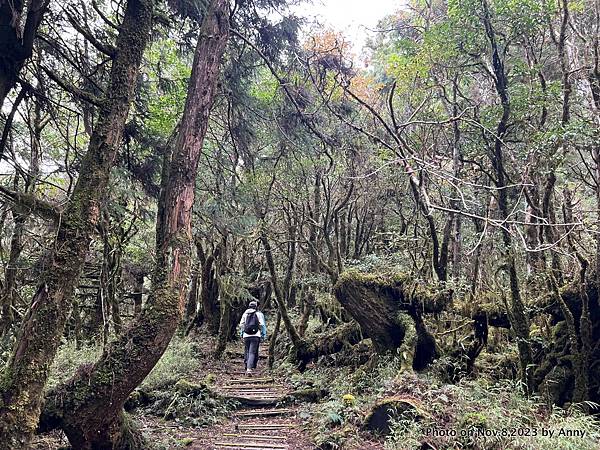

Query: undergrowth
<box><xmin>47</xmin><ymin>341</ymin><xmax>102</xmax><ymax>390</ymax></box>
<box><xmin>141</xmin><ymin>338</ymin><xmax>200</xmax><ymax>390</ymax></box>
<box><xmin>385</xmin><ymin>376</ymin><xmax>600</xmax><ymax>450</ymax></box>
<box><xmin>284</xmin><ymin>347</ymin><xmax>600</xmax><ymax>450</ymax></box>
<box><xmin>47</xmin><ymin>337</ymin><xmax>236</xmax><ymax>430</ymax></box>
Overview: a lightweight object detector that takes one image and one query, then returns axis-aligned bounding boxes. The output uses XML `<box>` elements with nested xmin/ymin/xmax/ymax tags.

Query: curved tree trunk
<box><xmin>481</xmin><ymin>0</ymin><xmax>533</xmax><ymax>391</ymax></box>
<box><xmin>0</xmin><ymin>0</ymin><xmax>154</xmax><ymax>445</ymax></box>
<box><xmin>333</xmin><ymin>270</ymin><xmax>451</xmax><ymax>353</ymax></box>
<box><xmin>40</xmin><ymin>3</ymin><xmax>230</xmax><ymax>448</ymax></box>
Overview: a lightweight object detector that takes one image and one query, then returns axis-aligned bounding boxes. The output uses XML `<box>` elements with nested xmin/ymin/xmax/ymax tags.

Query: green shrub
<box><xmin>142</xmin><ymin>338</ymin><xmax>199</xmax><ymax>390</ymax></box>
<box><xmin>47</xmin><ymin>341</ymin><xmax>102</xmax><ymax>390</ymax></box>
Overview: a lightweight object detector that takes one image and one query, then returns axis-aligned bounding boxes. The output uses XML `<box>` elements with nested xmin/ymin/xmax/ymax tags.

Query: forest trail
<box><xmin>192</xmin><ymin>349</ymin><xmax>316</xmax><ymax>450</ymax></box>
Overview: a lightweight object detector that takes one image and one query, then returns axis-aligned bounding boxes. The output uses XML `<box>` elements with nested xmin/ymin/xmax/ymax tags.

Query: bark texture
<box><xmin>0</xmin><ymin>0</ymin><xmax>154</xmax><ymax>445</ymax></box>
<box><xmin>40</xmin><ymin>2</ymin><xmax>230</xmax><ymax>448</ymax></box>
<box><xmin>333</xmin><ymin>270</ymin><xmax>451</xmax><ymax>353</ymax></box>
<box><xmin>0</xmin><ymin>0</ymin><xmax>48</xmax><ymax>108</ymax></box>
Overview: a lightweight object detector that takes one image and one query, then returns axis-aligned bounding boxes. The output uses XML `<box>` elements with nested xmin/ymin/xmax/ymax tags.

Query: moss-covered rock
<box><xmin>174</xmin><ymin>378</ymin><xmax>207</xmax><ymax>395</ymax></box>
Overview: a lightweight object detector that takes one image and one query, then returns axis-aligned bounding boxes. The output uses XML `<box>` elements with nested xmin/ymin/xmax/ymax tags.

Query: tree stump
<box><xmin>364</xmin><ymin>396</ymin><xmax>425</xmax><ymax>435</ymax></box>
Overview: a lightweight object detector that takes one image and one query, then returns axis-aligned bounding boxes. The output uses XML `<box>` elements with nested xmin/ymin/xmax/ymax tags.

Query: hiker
<box><xmin>239</xmin><ymin>300</ymin><xmax>267</xmax><ymax>375</ymax></box>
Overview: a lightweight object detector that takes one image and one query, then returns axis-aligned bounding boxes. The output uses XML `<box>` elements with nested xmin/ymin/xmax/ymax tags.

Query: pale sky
<box><xmin>294</xmin><ymin>0</ymin><xmax>406</xmax><ymax>53</ymax></box>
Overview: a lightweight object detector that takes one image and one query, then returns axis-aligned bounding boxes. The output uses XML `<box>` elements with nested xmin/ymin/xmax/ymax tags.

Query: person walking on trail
<box><xmin>239</xmin><ymin>300</ymin><xmax>267</xmax><ymax>376</ymax></box>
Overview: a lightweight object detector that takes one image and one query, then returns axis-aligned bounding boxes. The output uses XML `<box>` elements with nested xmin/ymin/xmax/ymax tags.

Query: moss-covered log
<box><xmin>295</xmin><ymin>322</ymin><xmax>363</xmax><ymax>370</ymax></box>
<box><xmin>333</xmin><ymin>270</ymin><xmax>452</xmax><ymax>353</ymax></box>
<box><xmin>286</xmin><ymin>387</ymin><xmax>329</xmax><ymax>403</ymax></box>
<box><xmin>469</xmin><ymin>279</ymin><xmax>600</xmax><ymax>403</ymax></box>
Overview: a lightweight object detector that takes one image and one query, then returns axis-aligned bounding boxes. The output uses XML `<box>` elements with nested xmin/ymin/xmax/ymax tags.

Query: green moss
<box><xmin>174</xmin><ymin>379</ymin><xmax>207</xmax><ymax>395</ymax></box>
<box><xmin>336</xmin><ymin>269</ymin><xmax>410</xmax><ymax>287</ymax></box>
<box><xmin>460</xmin><ymin>411</ymin><xmax>488</xmax><ymax>429</ymax></box>
<box><xmin>177</xmin><ymin>438</ymin><xmax>194</xmax><ymax>446</ymax></box>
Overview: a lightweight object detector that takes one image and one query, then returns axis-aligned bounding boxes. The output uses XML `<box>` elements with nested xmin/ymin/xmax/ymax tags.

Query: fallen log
<box><xmin>333</xmin><ymin>270</ymin><xmax>452</xmax><ymax>353</ymax></box>
<box><xmin>295</xmin><ymin>321</ymin><xmax>363</xmax><ymax>370</ymax></box>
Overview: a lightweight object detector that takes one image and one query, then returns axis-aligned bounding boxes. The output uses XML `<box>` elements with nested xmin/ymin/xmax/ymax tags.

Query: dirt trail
<box><xmin>191</xmin><ymin>349</ymin><xmax>316</xmax><ymax>450</ymax></box>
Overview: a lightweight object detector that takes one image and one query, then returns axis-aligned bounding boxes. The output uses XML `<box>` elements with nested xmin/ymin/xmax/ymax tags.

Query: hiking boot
<box><xmin>246</xmin><ymin>368</ymin><xmax>253</xmax><ymax>377</ymax></box>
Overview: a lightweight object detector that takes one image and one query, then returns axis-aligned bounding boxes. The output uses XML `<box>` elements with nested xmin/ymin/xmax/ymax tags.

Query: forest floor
<box><xmin>140</xmin><ymin>342</ymin><xmax>317</xmax><ymax>450</ymax></box>
<box><xmin>31</xmin><ymin>336</ymin><xmax>387</xmax><ymax>450</ymax></box>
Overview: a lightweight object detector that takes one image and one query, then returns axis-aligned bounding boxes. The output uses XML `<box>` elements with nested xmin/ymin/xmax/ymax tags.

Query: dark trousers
<box><xmin>244</xmin><ymin>336</ymin><xmax>260</xmax><ymax>369</ymax></box>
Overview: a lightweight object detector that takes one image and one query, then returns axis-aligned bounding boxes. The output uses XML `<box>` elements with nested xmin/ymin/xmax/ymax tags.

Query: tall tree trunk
<box><xmin>41</xmin><ymin>3</ymin><xmax>230</xmax><ymax>448</ymax></box>
<box><xmin>450</xmin><ymin>76</ymin><xmax>463</xmax><ymax>279</ymax></box>
<box><xmin>309</xmin><ymin>170</ymin><xmax>321</xmax><ymax>272</ymax></box>
<box><xmin>282</xmin><ymin>219</ymin><xmax>298</xmax><ymax>306</ymax></box>
<box><xmin>482</xmin><ymin>0</ymin><xmax>533</xmax><ymax>391</ymax></box>
<box><xmin>0</xmin><ymin>0</ymin><xmax>48</xmax><ymax>108</ymax></box>
<box><xmin>0</xmin><ymin>210</ymin><xmax>25</xmax><ymax>336</ymax></box>
<box><xmin>260</xmin><ymin>231</ymin><xmax>306</xmax><ymax>356</ymax></box>
<box><xmin>200</xmin><ymin>246</ymin><xmax>222</xmax><ymax>333</ymax></box>
<box><xmin>214</xmin><ymin>297</ymin><xmax>231</xmax><ymax>358</ymax></box>
<box><xmin>185</xmin><ymin>262</ymin><xmax>201</xmax><ymax>324</ymax></box>
<box><xmin>0</xmin><ymin>0</ymin><xmax>154</xmax><ymax>445</ymax></box>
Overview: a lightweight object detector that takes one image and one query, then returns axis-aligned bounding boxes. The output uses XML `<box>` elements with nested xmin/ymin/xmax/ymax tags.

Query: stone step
<box><xmin>214</xmin><ymin>443</ymin><xmax>288</xmax><ymax>450</ymax></box>
<box><xmin>222</xmin><ymin>384</ymin><xmax>284</xmax><ymax>389</ymax></box>
<box><xmin>225</xmin><ymin>391</ymin><xmax>284</xmax><ymax>396</ymax></box>
<box><xmin>222</xmin><ymin>390</ymin><xmax>286</xmax><ymax>396</ymax></box>
<box><xmin>226</xmin><ymin>396</ymin><xmax>284</xmax><ymax>406</ymax></box>
<box><xmin>228</xmin><ymin>378</ymin><xmax>274</xmax><ymax>384</ymax></box>
<box><xmin>225</xmin><ymin>351</ymin><xmax>267</xmax><ymax>360</ymax></box>
<box><xmin>222</xmin><ymin>386</ymin><xmax>284</xmax><ymax>391</ymax></box>
<box><xmin>213</xmin><ymin>445</ymin><xmax>288</xmax><ymax>450</ymax></box>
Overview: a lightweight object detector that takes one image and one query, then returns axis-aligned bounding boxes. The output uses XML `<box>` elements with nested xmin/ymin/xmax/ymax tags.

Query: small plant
<box><xmin>342</xmin><ymin>394</ymin><xmax>356</xmax><ymax>407</ymax></box>
<box><xmin>204</xmin><ymin>373</ymin><xmax>217</xmax><ymax>385</ymax></box>
<box><xmin>326</xmin><ymin>411</ymin><xmax>344</xmax><ymax>427</ymax></box>
<box><xmin>460</xmin><ymin>411</ymin><xmax>488</xmax><ymax>430</ymax></box>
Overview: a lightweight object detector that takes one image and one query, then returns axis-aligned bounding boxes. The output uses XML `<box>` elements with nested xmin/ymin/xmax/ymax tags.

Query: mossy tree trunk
<box><xmin>39</xmin><ymin>2</ymin><xmax>230</xmax><ymax>448</ymax></box>
<box><xmin>214</xmin><ymin>295</ymin><xmax>231</xmax><ymax>358</ymax></box>
<box><xmin>199</xmin><ymin>242</ymin><xmax>222</xmax><ymax>333</ymax></box>
<box><xmin>296</xmin><ymin>322</ymin><xmax>364</xmax><ymax>370</ymax></box>
<box><xmin>333</xmin><ymin>270</ymin><xmax>451</xmax><ymax>354</ymax></box>
<box><xmin>0</xmin><ymin>0</ymin><xmax>154</xmax><ymax>446</ymax></box>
